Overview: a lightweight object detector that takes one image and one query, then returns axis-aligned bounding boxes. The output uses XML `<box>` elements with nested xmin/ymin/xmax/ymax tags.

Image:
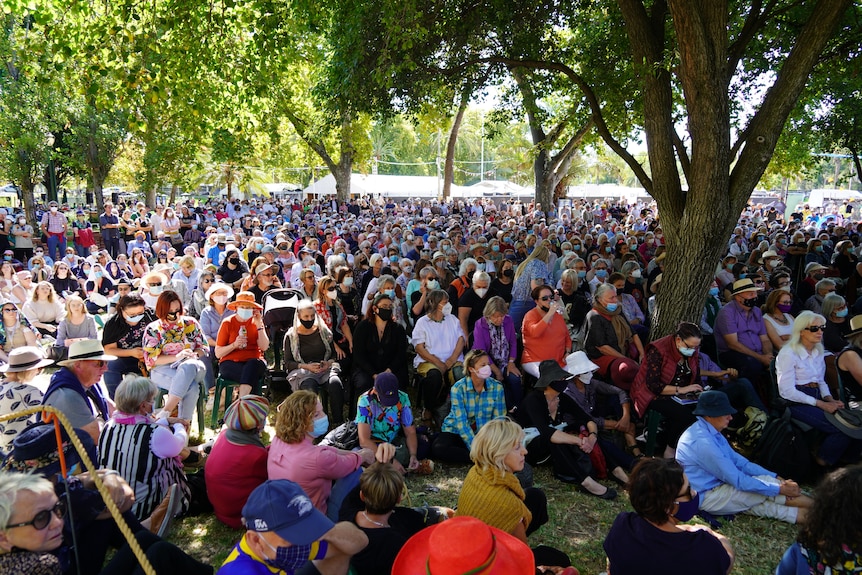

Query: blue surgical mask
<box><xmin>311</xmin><ymin>415</ymin><xmax>329</xmax><ymax>438</ymax></box>
<box><xmin>596</xmin><ymin>269</ymin><xmax>608</xmax><ymax>279</ymax></box>
<box><xmin>94</xmin><ymin>271</ymin><xmax>102</xmax><ymax>279</ymax></box>
<box><xmin>384</xmin><ymin>289</ymin><xmax>395</xmax><ymax>298</ymax></box>
<box><xmin>708</xmin><ymin>287</ymin><xmax>719</xmax><ymax>297</ymax></box>
<box><xmin>258</xmin><ymin>535</ymin><xmax>315</xmax><ymax>572</ymax></box>
<box><xmin>237</xmin><ymin>308</ymin><xmax>254</xmax><ymax>321</ymax></box>
<box><xmin>605</xmin><ymin>302</ymin><xmax>619</xmax><ymax>312</ymax></box>
<box><xmin>836</xmin><ymin>308</ymin><xmax>849</xmax><ymax>318</ymax></box>
<box><xmin>577</xmin><ymin>270</ymin><xmax>586</xmax><ymax>279</ymax></box>
<box><xmin>125</xmin><ymin>313</ymin><xmax>145</xmax><ymax>325</ymax></box>
<box><xmin>678</xmin><ymin>346</ymin><xmax>696</xmax><ymax>357</ymax></box>
<box><xmin>149</xmin><ymin>284</ymin><xmax>163</xmax><ymax>295</ymax></box>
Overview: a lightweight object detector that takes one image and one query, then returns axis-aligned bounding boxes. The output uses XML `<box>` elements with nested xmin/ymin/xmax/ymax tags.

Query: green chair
<box><xmin>211</xmin><ymin>376</ymin><xmax>240</xmax><ymax>429</ymax></box>
<box><xmin>155</xmin><ymin>382</ymin><xmax>206</xmax><ymax>437</ymax></box>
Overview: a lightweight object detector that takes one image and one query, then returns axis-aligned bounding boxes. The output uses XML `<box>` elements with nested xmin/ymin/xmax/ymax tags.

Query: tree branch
<box><xmin>550</xmin><ymin>119</ymin><xmax>594</xmax><ymax>175</ymax></box>
<box><xmin>282</xmin><ymin>106</ymin><xmax>337</xmax><ymax>173</ymax></box>
<box><xmin>671</xmin><ymin>129</ymin><xmax>691</xmax><ymax>182</ymax></box>
<box><xmin>486</xmin><ymin>57</ymin><xmax>652</xmax><ymax>193</ymax></box>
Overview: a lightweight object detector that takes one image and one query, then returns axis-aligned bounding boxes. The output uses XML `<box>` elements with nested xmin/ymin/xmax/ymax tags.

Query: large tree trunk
<box><xmin>443</xmin><ymin>92</ymin><xmax>469</xmax><ymax>199</ymax></box>
<box><xmin>146</xmin><ymin>185</ymin><xmax>158</xmax><ymax>209</ymax></box>
<box><xmin>334</xmin><ymin>114</ymin><xmax>355</xmax><ymax>204</ymax></box>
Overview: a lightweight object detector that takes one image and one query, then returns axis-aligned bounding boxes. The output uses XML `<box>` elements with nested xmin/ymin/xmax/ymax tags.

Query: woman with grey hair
<box><xmin>457</xmin><ymin>270</ymin><xmax>492</xmax><ymax>342</ymax></box>
<box><xmin>99</xmin><ymin>374</ymin><xmax>190</xmax><ymax>520</ymax></box>
<box><xmin>472</xmin><ymin>296</ymin><xmax>522</xmax><ymax>409</ymax></box>
<box><xmin>821</xmin><ymin>292</ymin><xmax>850</xmax><ymax>353</ymax></box>
<box><xmin>447</xmin><ymin>257</ymin><xmax>478</xmax><ymax>307</ymax></box>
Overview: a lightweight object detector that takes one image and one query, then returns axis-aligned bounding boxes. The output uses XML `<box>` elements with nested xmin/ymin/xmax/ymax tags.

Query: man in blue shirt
<box><xmin>219</xmin><ymin>480</ymin><xmax>368</xmax><ymax>575</ymax></box>
<box><xmin>676</xmin><ymin>391</ymin><xmax>812</xmax><ymax>524</ymax></box>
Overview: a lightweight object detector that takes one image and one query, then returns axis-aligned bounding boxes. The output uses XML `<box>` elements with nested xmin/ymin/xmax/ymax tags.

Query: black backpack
<box><xmin>751</xmin><ymin>410</ymin><xmax>811</xmax><ymax>481</ymax></box>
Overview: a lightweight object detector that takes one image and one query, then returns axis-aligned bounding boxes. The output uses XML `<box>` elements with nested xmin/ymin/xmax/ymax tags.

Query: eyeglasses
<box><xmin>539</xmin><ymin>295</ymin><xmax>553</xmax><ymax>301</ymax></box>
<box><xmin>806</xmin><ymin>325</ymin><xmax>827</xmax><ymax>332</ymax></box>
<box><xmin>6</xmin><ymin>500</ymin><xmax>66</xmax><ymax>530</ymax></box>
<box><xmin>201</xmin><ymin>279</ymin><xmax>214</xmax><ymax>284</ymax></box>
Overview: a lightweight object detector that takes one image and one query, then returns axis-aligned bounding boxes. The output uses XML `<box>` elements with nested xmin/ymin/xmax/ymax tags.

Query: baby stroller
<box><xmin>262</xmin><ymin>288</ymin><xmax>303</xmax><ymax>374</ymax></box>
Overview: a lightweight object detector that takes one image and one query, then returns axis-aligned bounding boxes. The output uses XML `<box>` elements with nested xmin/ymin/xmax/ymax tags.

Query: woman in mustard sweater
<box><xmin>456</xmin><ymin>418</ymin><xmax>572</xmax><ymax>570</ymax></box>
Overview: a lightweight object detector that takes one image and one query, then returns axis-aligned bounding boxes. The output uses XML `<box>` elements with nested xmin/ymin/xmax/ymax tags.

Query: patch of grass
<box><xmin>172</xmin><ymin>460</ymin><xmax>800</xmax><ymax>574</ymax></box>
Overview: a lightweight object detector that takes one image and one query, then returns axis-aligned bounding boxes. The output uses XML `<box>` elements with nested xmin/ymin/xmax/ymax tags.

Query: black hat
<box><xmin>692</xmin><ymin>391</ymin><xmax>737</xmax><ymax>417</ymax></box>
<box><xmin>535</xmin><ymin>360</ymin><xmax>575</xmax><ymax>390</ymax></box>
<box><xmin>3</xmin><ymin>423</ymin><xmax>96</xmax><ymax>478</ymax></box>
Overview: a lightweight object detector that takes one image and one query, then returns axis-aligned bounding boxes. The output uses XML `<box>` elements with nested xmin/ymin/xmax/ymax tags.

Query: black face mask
<box><xmin>376</xmin><ymin>308</ymin><xmax>393</xmax><ymax>321</ymax></box>
<box><xmin>299</xmin><ymin>318</ymin><xmax>316</xmax><ymax>329</ymax></box>
<box><xmin>741</xmin><ymin>297</ymin><xmax>757</xmax><ymax>308</ymax></box>
<box><xmin>466</xmin><ymin>270</ymin><xmax>475</xmax><ymax>283</ymax></box>
<box><xmin>166</xmin><ymin>311</ymin><xmax>179</xmax><ymax>321</ymax></box>
<box><xmin>503</xmin><ymin>269</ymin><xmax>514</xmax><ymax>279</ymax></box>
<box><xmin>228</xmin><ymin>258</ymin><xmax>239</xmax><ymax>265</ymax></box>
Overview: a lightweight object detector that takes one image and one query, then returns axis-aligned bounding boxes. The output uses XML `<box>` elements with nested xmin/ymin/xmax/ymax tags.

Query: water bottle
<box><xmin>238</xmin><ymin>326</ymin><xmax>247</xmax><ymax>349</ymax></box>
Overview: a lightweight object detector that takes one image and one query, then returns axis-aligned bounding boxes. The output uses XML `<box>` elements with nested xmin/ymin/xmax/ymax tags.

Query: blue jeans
<box><xmin>104</xmin><ymin>356</ymin><xmax>143</xmax><ymax>399</ymax></box>
<box><xmin>45</xmin><ymin>233</ymin><xmax>66</xmax><ymax>263</ymax></box>
<box><xmin>501</xmin><ymin>368</ymin><xmax>523</xmax><ymax>410</ymax></box>
<box><xmin>509</xmin><ymin>299</ymin><xmax>535</xmax><ymax>332</ymax></box>
<box><xmin>326</xmin><ymin>468</ymin><xmax>362</xmax><ymax>521</ymax></box>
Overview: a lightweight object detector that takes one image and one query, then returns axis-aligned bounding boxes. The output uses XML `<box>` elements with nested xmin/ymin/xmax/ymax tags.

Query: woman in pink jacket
<box><xmin>268</xmin><ymin>390</ymin><xmax>376</xmax><ymax>520</ymax></box>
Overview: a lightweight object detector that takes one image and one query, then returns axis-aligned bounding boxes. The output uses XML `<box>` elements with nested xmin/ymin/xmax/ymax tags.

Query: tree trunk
<box><xmin>443</xmin><ymin>92</ymin><xmax>469</xmax><ymax>198</ymax></box>
<box><xmin>169</xmin><ymin>183</ymin><xmax>177</xmax><ymax>205</ymax></box>
<box><xmin>533</xmin><ymin>150</ymin><xmax>554</xmax><ymax>216</ymax></box>
<box><xmin>334</xmin><ymin>113</ymin><xmax>355</xmax><ymax>204</ymax></box>
<box><xmin>852</xmin><ymin>148</ymin><xmax>862</xmax><ymax>187</ymax></box>
<box><xmin>146</xmin><ymin>185</ymin><xmax>158</xmax><ymax>209</ymax></box>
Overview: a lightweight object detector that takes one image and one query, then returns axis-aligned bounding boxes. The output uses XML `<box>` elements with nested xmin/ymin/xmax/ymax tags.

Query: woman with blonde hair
<box><xmin>510</xmin><ymin>244</ymin><xmax>551</xmax><ymax>329</ymax></box>
<box><xmin>0</xmin><ymin>261</ymin><xmax>18</xmax><ymax>301</ymax></box>
<box><xmin>776</xmin><ymin>311</ymin><xmax>860</xmax><ymax>467</ymax></box>
<box><xmin>268</xmin><ymin>389</ymin><xmax>376</xmax><ymax>519</ymax></box>
<box><xmin>22</xmin><ymin>281</ymin><xmax>65</xmax><ymax>336</ymax></box>
<box><xmin>55</xmin><ymin>294</ymin><xmax>97</xmax><ymax>348</ymax></box>
<box><xmin>171</xmin><ymin>254</ymin><xmax>200</xmax><ymax>293</ymax></box>
<box><xmin>29</xmin><ymin>255</ymin><xmax>50</xmax><ymax>283</ymax></box>
<box><xmin>456</xmin><ymin>418</ymin><xmax>570</xmax><ymax>570</ymax></box>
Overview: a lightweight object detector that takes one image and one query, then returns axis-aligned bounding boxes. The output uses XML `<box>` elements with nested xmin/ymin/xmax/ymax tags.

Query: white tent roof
<box><xmin>454</xmin><ymin>180</ymin><xmax>534</xmax><ymax>197</ymax></box>
<box><xmin>303</xmin><ymin>173</ymin><xmax>471</xmax><ymax>198</ymax></box>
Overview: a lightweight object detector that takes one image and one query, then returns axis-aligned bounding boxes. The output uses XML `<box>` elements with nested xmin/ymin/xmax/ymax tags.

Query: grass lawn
<box><xmin>170</xmin><ymin>457</ymin><xmax>798</xmax><ymax>574</ymax></box>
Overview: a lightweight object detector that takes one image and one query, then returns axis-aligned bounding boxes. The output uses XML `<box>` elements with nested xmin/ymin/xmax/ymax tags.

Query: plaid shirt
<box><xmin>441</xmin><ymin>376</ymin><xmax>506</xmax><ymax>448</ymax></box>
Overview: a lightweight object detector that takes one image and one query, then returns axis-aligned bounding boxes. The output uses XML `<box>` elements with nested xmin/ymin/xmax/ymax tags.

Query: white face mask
<box><xmin>441</xmin><ymin>302</ymin><xmax>453</xmax><ymax>316</ymax></box>
<box><xmin>213</xmin><ymin>295</ymin><xmax>228</xmax><ymax>305</ymax></box>
<box><xmin>426</xmin><ymin>279</ymin><xmax>439</xmax><ymax>290</ymax></box>
<box><xmin>326</xmin><ymin>289</ymin><xmax>337</xmax><ymax>299</ymax></box>
<box><xmin>343</xmin><ymin>276</ymin><xmax>354</xmax><ymax>287</ymax></box>
<box><xmin>631</xmin><ymin>269</ymin><xmax>642</xmax><ymax>279</ymax></box>
<box><xmin>579</xmin><ymin>372</ymin><xmax>593</xmax><ymax>385</ymax></box>
<box><xmin>474</xmin><ymin>288</ymin><xmax>488</xmax><ymax>298</ymax></box>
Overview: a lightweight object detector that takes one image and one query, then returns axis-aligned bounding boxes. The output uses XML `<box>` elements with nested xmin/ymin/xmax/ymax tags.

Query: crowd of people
<box><xmin>0</xmin><ymin>194</ymin><xmax>861</xmax><ymax>574</ymax></box>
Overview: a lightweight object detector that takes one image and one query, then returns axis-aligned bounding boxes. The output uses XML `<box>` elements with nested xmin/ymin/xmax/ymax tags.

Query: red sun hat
<box><xmin>392</xmin><ymin>516</ymin><xmax>534</xmax><ymax>575</ymax></box>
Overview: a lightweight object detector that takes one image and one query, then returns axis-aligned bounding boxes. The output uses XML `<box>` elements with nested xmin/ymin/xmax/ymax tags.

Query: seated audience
<box><xmin>584</xmin><ymin>283</ymin><xmax>642</xmax><ymax>390</ymax></box>
<box><xmin>215</xmin><ymin>292</ymin><xmax>269</xmax><ymax>397</ymax></box>
<box><xmin>356</xmin><ymin>372</ymin><xmax>422</xmax><ymax>474</ymax></box>
<box><xmin>521</xmin><ymin>284</ymin><xmax>572</xmax><ymax>378</ymax></box>
<box><xmin>0</xmin><ymin>347</ymin><xmax>51</xmax><ymax>452</ymax></box>
<box><xmin>102</xmin><ymin>294</ymin><xmax>156</xmax><ymax>399</ymax></box>
<box><xmin>472</xmin><ymin>296</ymin><xmax>523</xmax><ymax>409</ymax></box>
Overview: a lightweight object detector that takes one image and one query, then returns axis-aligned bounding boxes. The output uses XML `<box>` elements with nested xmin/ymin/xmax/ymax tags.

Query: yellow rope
<box><xmin>0</xmin><ymin>406</ymin><xmax>156</xmax><ymax>575</ymax></box>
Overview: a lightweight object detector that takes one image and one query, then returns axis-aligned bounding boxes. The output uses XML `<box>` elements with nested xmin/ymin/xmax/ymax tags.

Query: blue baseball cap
<box><xmin>242</xmin><ymin>480</ymin><xmax>333</xmax><ymax>545</ymax></box>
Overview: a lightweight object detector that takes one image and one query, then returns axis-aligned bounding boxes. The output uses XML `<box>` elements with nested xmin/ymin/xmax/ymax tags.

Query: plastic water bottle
<box><xmin>238</xmin><ymin>326</ymin><xmax>247</xmax><ymax>349</ymax></box>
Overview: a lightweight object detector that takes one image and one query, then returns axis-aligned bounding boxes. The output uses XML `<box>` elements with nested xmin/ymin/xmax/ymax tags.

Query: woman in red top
<box><xmin>215</xmin><ymin>291</ymin><xmax>270</xmax><ymax>396</ymax></box>
<box><xmin>521</xmin><ymin>285</ymin><xmax>572</xmax><ymax>378</ymax></box>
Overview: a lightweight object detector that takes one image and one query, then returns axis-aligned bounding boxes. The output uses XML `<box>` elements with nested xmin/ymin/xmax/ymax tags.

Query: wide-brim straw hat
<box><xmin>0</xmin><ymin>346</ymin><xmax>53</xmax><ymax>373</ymax></box>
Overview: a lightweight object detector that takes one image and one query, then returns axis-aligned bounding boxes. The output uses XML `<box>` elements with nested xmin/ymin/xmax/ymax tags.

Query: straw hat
<box><xmin>729</xmin><ymin>278</ymin><xmax>761</xmax><ymax>295</ymax></box>
<box><xmin>57</xmin><ymin>340</ymin><xmax>117</xmax><ymax>367</ymax></box>
<box><xmin>227</xmin><ymin>291</ymin><xmax>263</xmax><ymax>311</ymax></box>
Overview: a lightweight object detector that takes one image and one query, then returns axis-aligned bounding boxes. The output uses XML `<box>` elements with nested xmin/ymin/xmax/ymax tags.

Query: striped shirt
<box><xmin>98</xmin><ymin>420</ymin><xmax>190</xmax><ymax>518</ymax></box>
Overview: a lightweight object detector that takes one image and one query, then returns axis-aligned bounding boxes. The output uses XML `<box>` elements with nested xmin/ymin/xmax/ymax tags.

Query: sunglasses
<box><xmin>539</xmin><ymin>295</ymin><xmax>553</xmax><ymax>302</ymax></box>
<box><xmin>2</xmin><ymin>307</ymin><xmax>17</xmax><ymax>313</ymax></box>
<box><xmin>806</xmin><ymin>325</ymin><xmax>827</xmax><ymax>332</ymax></box>
<box><xmin>6</xmin><ymin>500</ymin><xmax>66</xmax><ymax>530</ymax></box>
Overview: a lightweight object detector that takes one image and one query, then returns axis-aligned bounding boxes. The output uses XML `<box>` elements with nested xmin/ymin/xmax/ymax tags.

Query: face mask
<box><xmin>426</xmin><ymin>279</ymin><xmax>439</xmax><ymax>290</ymax></box>
<box><xmin>578</xmin><ymin>372</ymin><xmax>593</xmax><ymax>385</ymax></box>
<box><xmin>237</xmin><ymin>308</ymin><xmax>254</xmax><ymax>321</ymax></box>
<box><xmin>491</xmin><ymin>245</ymin><xmax>500</xmax><ymax>252</ymax></box>
<box><xmin>376</xmin><ymin>307</ymin><xmax>393</xmax><ymax>321</ymax></box>
<box><xmin>673</xmin><ymin>492</ymin><xmax>700</xmax><ymax>522</ymax></box>
<box><xmin>466</xmin><ymin>270</ymin><xmax>475</xmax><ymax>282</ymax></box>
<box><xmin>678</xmin><ymin>345</ymin><xmax>696</xmax><ymax>357</ymax></box>
<box><xmin>577</xmin><ymin>270</ymin><xmax>586</xmax><ymax>279</ymax></box>
<box><xmin>50</xmin><ymin>207</ymin><xmax>58</xmax><ymax>213</ymax></box>
<box><xmin>768</xmin><ymin>259</ymin><xmax>780</xmax><ymax>269</ymax></box>
<box><xmin>605</xmin><ymin>302</ymin><xmax>619</xmax><ymax>312</ymax></box>
<box><xmin>474</xmin><ymin>287</ymin><xmax>488</xmax><ymax>298</ymax></box>
<box><xmin>32</xmin><ymin>264</ymin><xmax>41</xmax><ymax>271</ymax></box>
<box><xmin>384</xmin><ymin>289</ymin><xmax>395</xmax><ymax>299</ymax></box>
<box><xmin>149</xmin><ymin>285</ymin><xmax>163</xmax><ymax>295</ymax></box>
<box><xmin>435</xmin><ymin>260</ymin><xmax>446</xmax><ymax>269</ymax></box>
<box><xmin>741</xmin><ymin>297</ymin><xmax>757</xmax><ymax>308</ymax></box>
<box><xmin>2</xmin><ymin>256</ymin><xmax>9</xmax><ymax>261</ymax></box>
<box><xmin>815</xmin><ymin>245</ymin><xmax>824</xmax><ymax>252</ymax></box>
<box><xmin>299</xmin><ymin>318</ymin><xmax>316</xmax><ymax>329</ymax></box>
<box><xmin>595</xmin><ymin>269</ymin><xmax>608</xmax><ymax>279</ymax></box>
<box><xmin>475</xmin><ymin>365</ymin><xmax>493</xmax><ymax>379</ymax></box>
<box><xmin>647</xmin><ymin>238</ymin><xmax>655</xmax><ymax>245</ymax></box>
<box><xmin>124</xmin><ymin>313</ymin><xmax>145</xmax><ymax>325</ymax></box>
<box><xmin>442</xmin><ymin>302</ymin><xmax>453</xmax><ymax>316</ymax></box>
<box><xmin>836</xmin><ymin>308</ymin><xmax>849</xmax><ymax>318</ymax></box>
<box><xmin>573</xmin><ymin>244</ymin><xmax>581</xmax><ymax>251</ymax></box>
<box><xmin>813</xmin><ymin>273</ymin><xmax>824</xmax><ymax>281</ymax></box>
<box><xmin>343</xmin><ymin>276</ymin><xmax>354</xmax><ymax>287</ymax></box>
<box><xmin>311</xmin><ymin>415</ymin><xmax>329</xmax><ymax>438</ymax></box>
<box><xmin>229</xmin><ymin>258</ymin><xmax>239</xmax><ymax>265</ymax></box>
<box><xmin>259</xmin><ymin>534</ymin><xmax>315</xmax><ymax>572</ymax></box>
<box><xmin>389</xmin><ymin>255</ymin><xmax>398</xmax><ymax>263</ymax></box>
<box><xmin>776</xmin><ymin>303</ymin><xmax>792</xmax><ymax>313</ymax></box>
<box><xmin>165</xmin><ymin>311</ymin><xmax>179</xmax><ymax>321</ymax></box>
<box><xmin>17</xmin><ymin>219</ymin><xmax>24</xmax><ymax>225</ymax></box>
<box><xmin>213</xmin><ymin>295</ymin><xmax>228</xmax><ymax>305</ymax></box>
<box><xmin>631</xmin><ymin>269</ymin><xmax>642</xmax><ymax>279</ymax></box>
<box><xmin>325</xmin><ymin>288</ymin><xmax>337</xmax><ymax>299</ymax></box>
<box><xmin>708</xmin><ymin>287</ymin><xmax>719</xmax><ymax>297</ymax></box>
<box><xmin>605</xmin><ymin>246</ymin><xmax>613</xmax><ymax>254</ymax></box>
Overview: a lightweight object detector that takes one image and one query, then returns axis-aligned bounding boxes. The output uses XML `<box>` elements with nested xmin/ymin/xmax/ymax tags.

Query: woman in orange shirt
<box><xmin>215</xmin><ymin>291</ymin><xmax>270</xmax><ymax>396</ymax></box>
<box><xmin>521</xmin><ymin>285</ymin><xmax>571</xmax><ymax>378</ymax></box>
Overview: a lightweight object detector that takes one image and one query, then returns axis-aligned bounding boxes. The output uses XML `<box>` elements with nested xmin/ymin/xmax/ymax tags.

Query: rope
<box><xmin>0</xmin><ymin>406</ymin><xmax>156</xmax><ymax>575</ymax></box>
